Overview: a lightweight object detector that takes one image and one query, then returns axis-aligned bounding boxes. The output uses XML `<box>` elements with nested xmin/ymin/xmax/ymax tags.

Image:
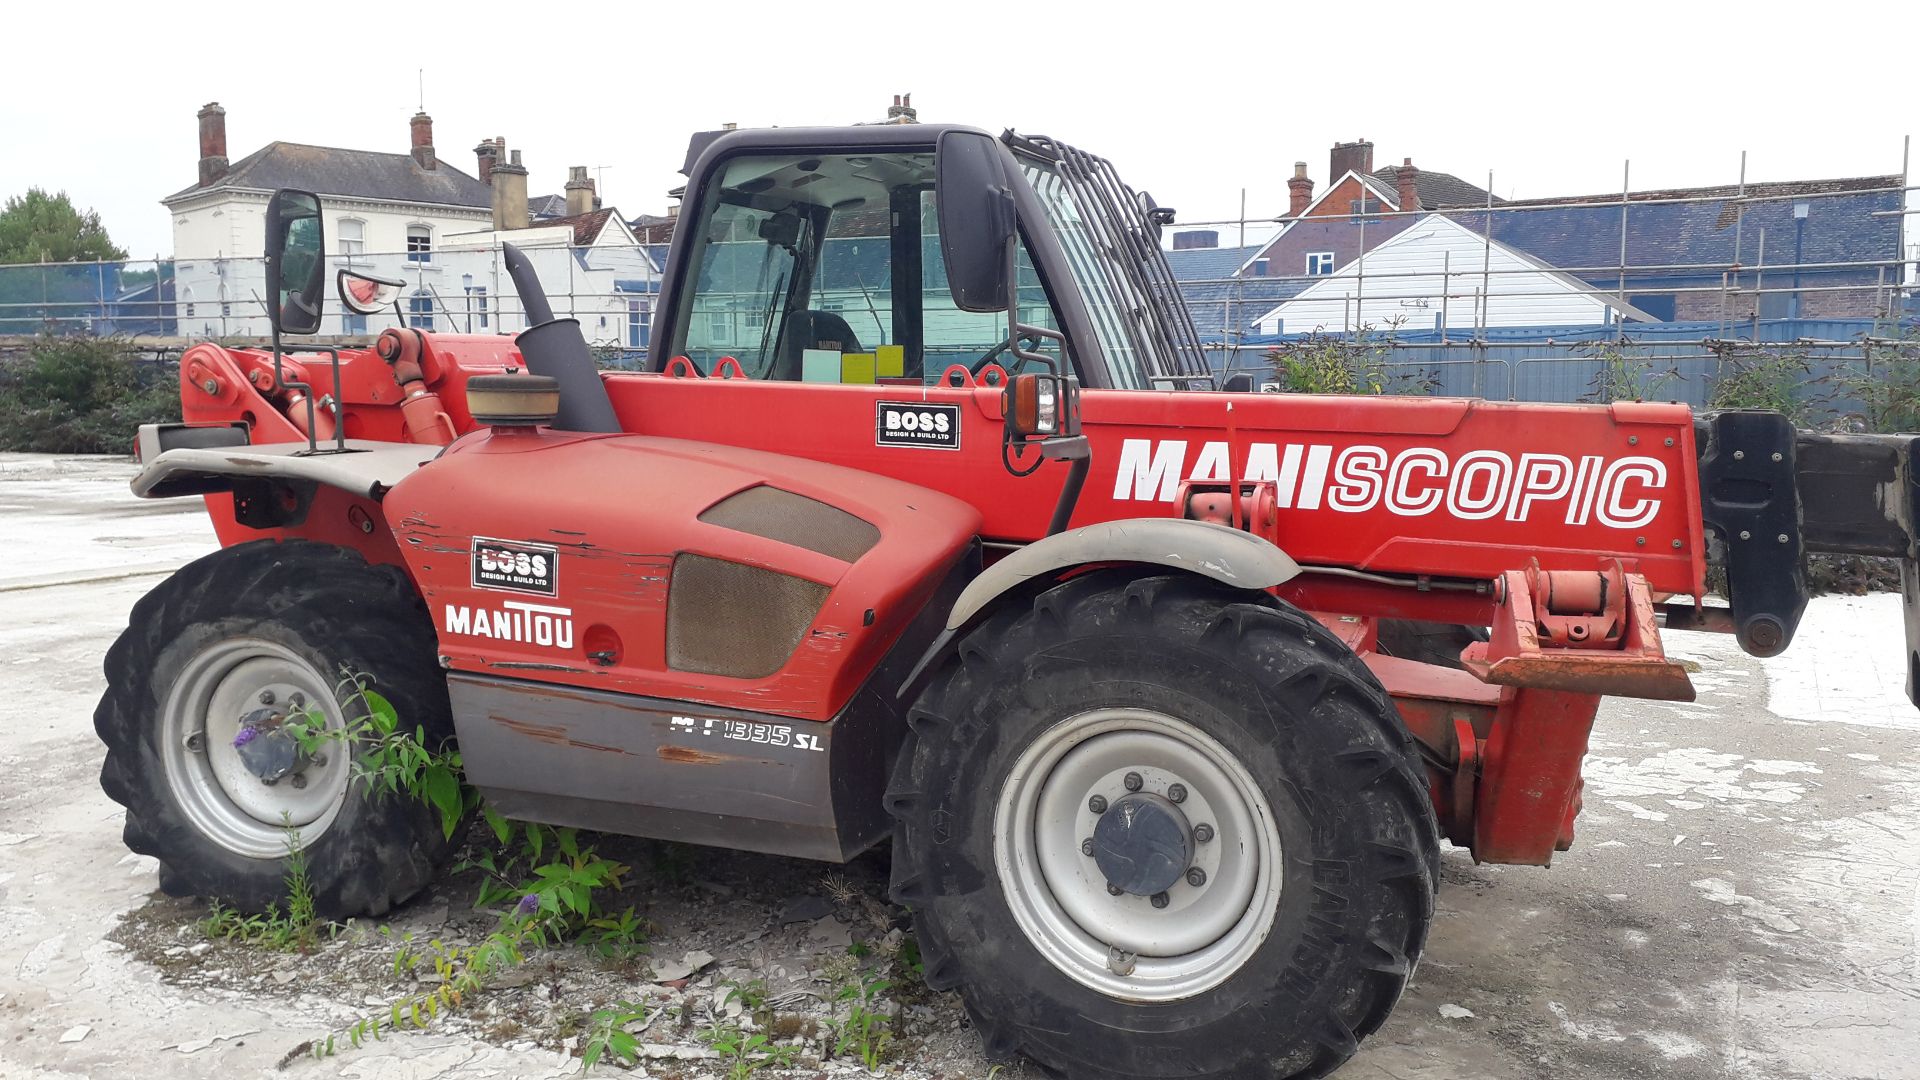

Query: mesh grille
<box><xmin>666</xmin><ymin>554</ymin><xmax>830</xmax><ymax>678</ymax></box>
<box><xmin>698</xmin><ymin>486</ymin><xmax>880</xmax><ymax>563</ymax></box>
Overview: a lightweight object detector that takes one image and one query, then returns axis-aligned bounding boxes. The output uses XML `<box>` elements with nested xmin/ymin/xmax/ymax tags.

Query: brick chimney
<box><xmin>197</xmin><ymin>103</ymin><xmax>228</xmax><ymax>187</ymax></box>
<box><xmin>475</xmin><ymin>137</ymin><xmax>503</xmax><ymax>185</ymax></box>
<box><xmin>565</xmin><ymin>166</ymin><xmax>596</xmax><ymax>217</ymax></box>
<box><xmin>410</xmin><ymin>111</ymin><xmax>436</xmax><ymax>170</ymax></box>
<box><xmin>491</xmin><ymin>149</ymin><xmax>529</xmax><ymax>230</ymax></box>
<box><xmin>886</xmin><ymin>93</ymin><xmax>919</xmax><ymax>124</ymax></box>
<box><xmin>1287</xmin><ymin>161</ymin><xmax>1314</xmax><ymax>217</ymax></box>
<box><xmin>1395</xmin><ymin>158</ymin><xmax>1421</xmax><ymax>212</ymax></box>
<box><xmin>1329</xmin><ymin>139</ymin><xmax>1373</xmax><ymax>181</ymax></box>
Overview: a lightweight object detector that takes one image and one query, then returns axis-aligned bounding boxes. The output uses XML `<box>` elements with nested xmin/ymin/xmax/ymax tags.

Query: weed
<box><xmin>1838</xmin><ymin>329</ymin><xmax>1920</xmax><ymax>433</ymax></box>
<box><xmin>1263</xmin><ymin>320</ymin><xmax>1435</xmax><ymax>397</ymax></box>
<box><xmin>825</xmin><ymin>972</ymin><xmax>895</xmax><ymax>1071</ymax></box>
<box><xmin>198</xmin><ymin>818</ymin><xmax>329</xmax><ymax>952</ymax></box>
<box><xmin>284</xmin><ymin>672</ymin><xmax>471</xmax><ymax>840</ymax></box>
<box><xmin>703</xmin><ymin>1022</ymin><xmax>799</xmax><ymax>1080</ymax></box>
<box><xmin>582</xmin><ymin>1000</ymin><xmax>648</xmax><ymax>1069</ymax></box>
<box><xmin>1578</xmin><ymin>339</ymin><xmax>1678</xmax><ymax>404</ymax></box>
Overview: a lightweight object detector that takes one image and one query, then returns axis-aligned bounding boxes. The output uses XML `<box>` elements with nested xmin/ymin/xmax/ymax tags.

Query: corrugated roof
<box><xmin>164</xmin><ymin>141</ymin><xmax>492</xmax><ymax>208</ymax></box>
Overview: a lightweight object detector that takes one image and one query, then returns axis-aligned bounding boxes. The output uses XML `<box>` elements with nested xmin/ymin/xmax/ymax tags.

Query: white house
<box><xmin>164</xmin><ymin>103</ymin><xmax>495</xmax><ymax>338</ymax></box>
<box><xmin>1252</xmin><ymin>215</ymin><xmax>1655</xmax><ymax>336</ymax></box>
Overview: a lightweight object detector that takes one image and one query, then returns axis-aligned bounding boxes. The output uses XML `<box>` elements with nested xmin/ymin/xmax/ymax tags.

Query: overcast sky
<box><xmin>2</xmin><ymin>1</ymin><xmax>1913</xmax><ymax>261</ymax></box>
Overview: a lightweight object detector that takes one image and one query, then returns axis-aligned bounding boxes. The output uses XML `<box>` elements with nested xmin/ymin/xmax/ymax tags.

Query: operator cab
<box><xmin>655</xmin><ymin>126</ymin><xmax>1213</xmax><ymax>392</ymax></box>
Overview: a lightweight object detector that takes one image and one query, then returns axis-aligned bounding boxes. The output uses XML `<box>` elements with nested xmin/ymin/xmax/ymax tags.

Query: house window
<box><xmin>338</xmin><ymin>218</ymin><xmax>365</xmax><ymax>258</ymax></box>
<box><xmin>1307</xmin><ymin>252</ymin><xmax>1336</xmax><ymax>276</ymax></box>
<box><xmin>473</xmin><ymin>286</ymin><xmax>488</xmax><ymax>329</ymax></box>
<box><xmin>408</xmin><ymin>290</ymin><xmax>434</xmax><ymax>329</ymax></box>
<box><xmin>706</xmin><ymin>310</ymin><xmax>731</xmax><ymax>345</ymax></box>
<box><xmin>628</xmin><ymin>298</ymin><xmax>651</xmax><ymax>349</ymax></box>
<box><xmin>406</xmin><ymin>225</ymin><xmax>432</xmax><ymax>263</ymax></box>
<box><xmin>343</xmin><ymin>312</ymin><xmax>368</xmax><ymax>336</ymax></box>
<box><xmin>1348</xmin><ymin>198</ymin><xmax>1382</xmax><ymax>224</ymax></box>
<box><xmin>1251</xmin><ymin>259</ymin><xmax>1270</xmax><ymax>278</ymax></box>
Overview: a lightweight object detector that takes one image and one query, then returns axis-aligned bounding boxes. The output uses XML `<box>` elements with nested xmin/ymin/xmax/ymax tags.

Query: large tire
<box><xmin>887</xmin><ymin>572</ymin><xmax>1438</xmax><ymax>1080</ymax></box>
<box><xmin>96</xmin><ymin>539</ymin><xmax>457</xmax><ymax>919</ymax></box>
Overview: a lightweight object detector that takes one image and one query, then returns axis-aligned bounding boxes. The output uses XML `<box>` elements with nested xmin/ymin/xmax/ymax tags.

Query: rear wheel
<box><xmin>96</xmin><ymin>540</ymin><xmax>457</xmax><ymax>919</ymax></box>
<box><xmin>887</xmin><ymin>572</ymin><xmax>1438</xmax><ymax>1080</ymax></box>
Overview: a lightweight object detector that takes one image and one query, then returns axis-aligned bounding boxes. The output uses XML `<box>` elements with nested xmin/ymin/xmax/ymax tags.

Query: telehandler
<box><xmin>99</xmin><ymin>123</ymin><xmax>1920</xmax><ymax>1079</ymax></box>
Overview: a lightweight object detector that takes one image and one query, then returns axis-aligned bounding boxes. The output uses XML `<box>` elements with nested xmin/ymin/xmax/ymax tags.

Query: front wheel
<box><xmin>887</xmin><ymin>572</ymin><xmax>1438</xmax><ymax>1080</ymax></box>
<box><xmin>95</xmin><ymin>540</ymin><xmax>459</xmax><ymax>919</ymax></box>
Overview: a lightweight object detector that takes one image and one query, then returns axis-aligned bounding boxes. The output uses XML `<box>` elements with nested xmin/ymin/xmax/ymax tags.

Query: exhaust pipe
<box><xmin>501</xmin><ymin>242</ymin><xmax>621</xmax><ymax>433</ymax></box>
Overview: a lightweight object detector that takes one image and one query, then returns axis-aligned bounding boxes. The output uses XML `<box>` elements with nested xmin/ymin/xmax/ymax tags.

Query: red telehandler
<box><xmin>98</xmin><ymin>125</ymin><xmax>1920</xmax><ymax>1080</ymax></box>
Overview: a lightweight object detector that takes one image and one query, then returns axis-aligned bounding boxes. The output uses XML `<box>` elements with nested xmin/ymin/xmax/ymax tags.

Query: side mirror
<box><xmin>936</xmin><ymin>130</ymin><xmax>1014</xmax><ymax>313</ymax></box>
<box><xmin>338</xmin><ymin>268</ymin><xmax>406</xmax><ymax>315</ymax></box>
<box><xmin>1220</xmin><ymin>372</ymin><xmax>1257</xmax><ymax>393</ymax></box>
<box><xmin>265</xmin><ymin>189</ymin><xmax>326</xmax><ymax>336</ymax></box>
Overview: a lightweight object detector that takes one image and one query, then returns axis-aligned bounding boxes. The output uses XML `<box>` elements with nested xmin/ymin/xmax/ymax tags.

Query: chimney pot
<box><xmin>1287</xmin><ymin>160</ymin><xmax>1315</xmax><ymax>218</ymax></box>
<box><xmin>1395</xmin><ymin>158</ymin><xmax>1421</xmax><ymax>213</ymax></box>
<box><xmin>410</xmin><ymin>111</ymin><xmax>435</xmax><ymax>170</ymax></box>
<box><xmin>565</xmin><ymin>165</ymin><xmax>595</xmax><ymax>217</ymax></box>
<box><xmin>475</xmin><ymin>138</ymin><xmax>502</xmax><ymax>185</ymax></box>
<box><xmin>491</xmin><ymin>148</ymin><xmax>530</xmax><ymax>231</ymax></box>
<box><xmin>197</xmin><ymin>102</ymin><xmax>229</xmax><ymax>187</ymax></box>
<box><xmin>1328</xmin><ymin>139</ymin><xmax>1374</xmax><ymax>183</ymax></box>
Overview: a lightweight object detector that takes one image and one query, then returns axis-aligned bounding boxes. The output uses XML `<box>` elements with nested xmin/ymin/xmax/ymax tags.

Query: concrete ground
<box><xmin>1</xmin><ymin>452</ymin><xmax>1915</xmax><ymax>1080</ymax></box>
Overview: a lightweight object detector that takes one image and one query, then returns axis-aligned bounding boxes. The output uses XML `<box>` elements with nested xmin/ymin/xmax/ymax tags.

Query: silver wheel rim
<box><xmin>159</xmin><ymin>638</ymin><xmax>351</xmax><ymax>859</ymax></box>
<box><xmin>993</xmin><ymin>707</ymin><xmax>1283</xmax><ymax>1002</ymax></box>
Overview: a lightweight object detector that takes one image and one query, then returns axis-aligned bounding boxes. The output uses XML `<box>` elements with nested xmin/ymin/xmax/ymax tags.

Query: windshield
<box><xmin>1013</xmin><ymin>136</ymin><xmax>1210</xmax><ymax>389</ymax></box>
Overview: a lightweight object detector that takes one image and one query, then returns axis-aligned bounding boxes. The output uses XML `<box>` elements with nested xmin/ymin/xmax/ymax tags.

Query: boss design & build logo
<box><xmin>471</xmin><ymin>537</ymin><xmax>557</xmax><ymax>596</ymax></box>
<box><xmin>1112</xmin><ymin>439</ymin><xmax>1668</xmax><ymax>528</ymax></box>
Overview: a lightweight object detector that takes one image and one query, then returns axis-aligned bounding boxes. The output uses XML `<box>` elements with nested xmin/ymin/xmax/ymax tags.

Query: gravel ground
<box><xmin>2</xmin><ymin>453</ymin><xmax>1916</xmax><ymax>1080</ymax></box>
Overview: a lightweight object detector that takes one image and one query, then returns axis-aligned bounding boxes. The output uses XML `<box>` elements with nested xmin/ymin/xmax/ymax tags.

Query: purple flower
<box><xmin>232</xmin><ymin>727</ymin><xmax>258</xmax><ymax>749</ymax></box>
<box><xmin>514</xmin><ymin>893</ymin><xmax>540</xmax><ymax>917</ymax></box>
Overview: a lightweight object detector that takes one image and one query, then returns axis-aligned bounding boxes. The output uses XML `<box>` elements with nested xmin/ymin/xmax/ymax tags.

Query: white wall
<box><xmin>1254</xmin><ymin>216</ymin><xmax>1619</xmax><ymax>335</ymax></box>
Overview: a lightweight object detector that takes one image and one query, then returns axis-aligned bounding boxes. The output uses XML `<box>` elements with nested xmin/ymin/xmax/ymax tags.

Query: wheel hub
<box><xmin>1091</xmin><ymin>793</ymin><xmax>1192</xmax><ymax>897</ymax></box>
<box><xmin>232</xmin><ymin>706</ymin><xmax>305</xmax><ymax>784</ymax></box>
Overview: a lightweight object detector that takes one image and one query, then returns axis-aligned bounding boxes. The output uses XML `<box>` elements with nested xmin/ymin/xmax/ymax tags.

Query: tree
<box><xmin>0</xmin><ymin>189</ymin><xmax>126</xmax><ymax>264</ymax></box>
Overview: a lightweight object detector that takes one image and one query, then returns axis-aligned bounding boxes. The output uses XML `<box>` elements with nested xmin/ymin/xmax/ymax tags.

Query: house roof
<box><xmin>1251</xmin><ymin>214</ymin><xmax>1659</xmax><ymax>326</ymax></box>
<box><xmin>526</xmin><ymin>207</ymin><xmax>618</xmax><ymax>245</ymax></box>
<box><xmin>164</xmin><ymin>141</ymin><xmax>492</xmax><ymax>208</ymax></box>
<box><xmin>1163</xmin><ymin>244</ymin><xmax>1267</xmax><ymax>283</ymax></box>
<box><xmin>529</xmin><ymin>193</ymin><xmax>569</xmax><ymax>219</ymax></box>
<box><xmin>630</xmin><ymin>214</ymin><xmax>679</xmax><ymax>245</ymax></box>
<box><xmin>1371</xmin><ymin>166</ymin><xmax>1502</xmax><ymax>209</ymax></box>
<box><xmin>1444</xmin><ymin>174</ymin><xmax>1902</xmax><ymax>278</ymax></box>
<box><xmin>1231</xmin><ymin>171</ymin><xmax>1405</xmax><ymax>277</ymax></box>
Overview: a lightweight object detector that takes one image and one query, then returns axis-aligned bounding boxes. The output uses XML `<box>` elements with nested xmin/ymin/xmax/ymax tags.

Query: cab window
<box><xmin>667</xmin><ymin>151</ymin><xmax>1063</xmax><ymax>383</ymax></box>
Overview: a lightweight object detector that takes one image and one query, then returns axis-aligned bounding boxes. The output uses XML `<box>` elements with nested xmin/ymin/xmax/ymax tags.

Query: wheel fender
<box><xmin>946</xmin><ymin>518</ymin><xmax>1300</xmax><ymax>631</ymax></box>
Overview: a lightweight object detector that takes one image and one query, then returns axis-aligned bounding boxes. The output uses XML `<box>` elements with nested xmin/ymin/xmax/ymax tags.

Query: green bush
<box><xmin>0</xmin><ymin>334</ymin><xmax>179</xmax><ymax>454</ymax></box>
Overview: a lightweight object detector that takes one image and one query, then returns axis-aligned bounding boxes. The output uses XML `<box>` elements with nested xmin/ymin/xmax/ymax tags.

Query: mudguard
<box><xmin>946</xmin><ymin>517</ymin><xmax>1301</xmax><ymax>631</ymax></box>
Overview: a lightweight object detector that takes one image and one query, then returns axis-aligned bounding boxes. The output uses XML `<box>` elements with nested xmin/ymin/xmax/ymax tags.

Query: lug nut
<box><xmin>1123</xmin><ymin>772</ymin><xmax>1143</xmax><ymax>793</ymax></box>
<box><xmin>184</xmin><ymin>732</ymin><xmax>205</xmax><ymax>753</ymax></box>
<box><xmin>312</xmin><ymin>754</ymin><xmax>328</xmax><ymax>768</ymax></box>
<box><xmin>1150</xmin><ymin>892</ymin><xmax>1170</xmax><ymax>909</ymax></box>
<box><xmin>1107</xmin><ymin>883</ymin><xmax>1124</xmax><ymax>897</ymax></box>
<box><xmin>1167</xmin><ymin>783</ymin><xmax>1187</xmax><ymax>803</ymax></box>
<box><xmin>287</xmin><ymin>692</ymin><xmax>306</xmax><ymax>710</ymax></box>
<box><xmin>1186</xmin><ymin>867</ymin><xmax>1207</xmax><ymax>887</ymax></box>
<box><xmin>1194</xmin><ymin>823</ymin><xmax>1214</xmax><ymax>843</ymax></box>
<box><xmin>261</xmin><ymin>775</ymin><xmax>278</xmax><ymax>787</ymax></box>
<box><xmin>1081</xmin><ymin>838</ymin><xmax>1095</xmax><ymax>857</ymax></box>
<box><xmin>1088</xmin><ymin>794</ymin><xmax>1108</xmax><ymax>814</ymax></box>
<box><xmin>290</xmin><ymin>773</ymin><xmax>307</xmax><ymax>790</ymax></box>
<box><xmin>258</xmin><ymin>689</ymin><xmax>276</xmax><ymax>705</ymax></box>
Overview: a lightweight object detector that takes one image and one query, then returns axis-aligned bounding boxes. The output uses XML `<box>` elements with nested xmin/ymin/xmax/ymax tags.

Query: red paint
<box><xmin>171</xmin><ymin>333</ymin><xmax>1721</xmax><ymax>865</ymax></box>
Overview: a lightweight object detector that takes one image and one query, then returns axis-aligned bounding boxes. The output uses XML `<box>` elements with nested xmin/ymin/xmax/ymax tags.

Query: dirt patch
<box><xmin>107</xmin><ymin>836</ymin><xmax>1010</xmax><ymax>1076</ymax></box>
